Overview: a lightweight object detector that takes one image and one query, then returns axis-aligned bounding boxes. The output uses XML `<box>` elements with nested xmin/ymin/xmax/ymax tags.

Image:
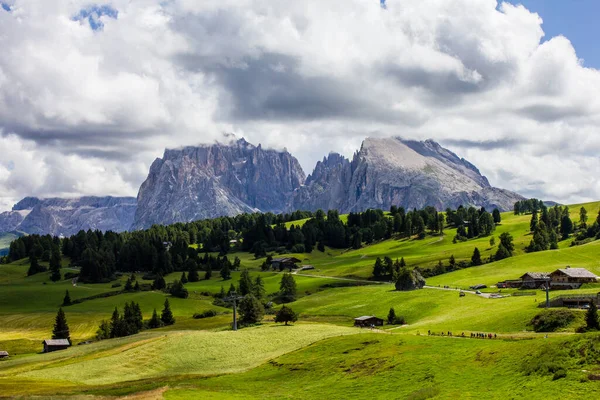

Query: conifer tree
<box><xmin>161</xmin><ymin>299</ymin><xmax>175</xmax><ymax>326</ymax></box>
<box><xmin>203</xmin><ymin>266</ymin><xmax>212</xmax><ymax>281</ymax></box>
<box><xmin>387</xmin><ymin>307</ymin><xmax>397</xmax><ymax>324</ymax></box>
<box><xmin>239</xmin><ymin>294</ymin><xmax>264</xmax><ymax>325</ymax></box>
<box><xmin>471</xmin><ymin>248</ymin><xmax>482</xmax><ymax>266</ymax></box>
<box><xmin>586</xmin><ymin>301</ymin><xmax>600</xmax><ymax>331</ymax></box>
<box><xmin>373</xmin><ymin>257</ymin><xmax>384</xmax><ymax>278</ymax></box>
<box><xmin>252</xmin><ymin>276</ymin><xmax>266</xmax><ymax>300</ymax></box>
<box><xmin>180</xmin><ymin>271</ymin><xmax>188</xmax><ymax>284</ymax></box>
<box><xmin>220</xmin><ymin>262</ymin><xmax>231</xmax><ymax>280</ymax></box>
<box><xmin>149</xmin><ymin>308</ymin><xmax>162</xmax><ymax>328</ymax></box>
<box><xmin>124</xmin><ymin>276</ymin><xmax>134</xmax><ymax>291</ymax></box>
<box><xmin>238</xmin><ymin>269</ymin><xmax>254</xmax><ymax>296</ymax></box>
<box><xmin>279</xmin><ymin>273</ymin><xmax>297</xmax><ymax>303</ymax></box>
<box><xmin>62</xmin><ymin>290</ymin><xmax>72</xmax><ymax>306</ymax></box>
<box><xmin>49</xmin><ymin>248</ymin><xmax>62</xmax><ymax>282</ymax></box>
<box><xmin>152</xmin><ymin>275</ymin><xmax>166</xmax><ymax>290</ymax></box>
<box><xmin>110</xmin><ymin>307</ymin><xmax>122</xmax><ymax>338</ymax></box>
<box><xmin>52</xmin><ymin>308</ymin><xmax>70</xmax><ymax>341</ymax></box>
<box><xmin>134</xmin><ymin>281</ymin><xmax>141</xmax><ymax>291</ymax></box>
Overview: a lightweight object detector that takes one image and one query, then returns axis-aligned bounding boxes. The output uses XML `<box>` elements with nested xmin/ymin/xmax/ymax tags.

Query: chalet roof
<box><xmin>42</xmin><ymin>339</ymin><xmax>70</xmax><ymax>346</ymax></box>
<box><xmin>354</xmin><ymin>315</ymin><xmax>382</xmax><ymax>321</ymax></box>
<box><xmin>520</xmin><ymin>272</ymin><xmax>550</xmax><ymax>280</ymax></box>
<box><xmin>0</xmin><ymin>351</ymin><xmax>8</xmax><ymax>356</ymax></box>
<box><xmin>552</xmin><ymin>268</ymin><xmax>598</xmax><ymax>279</ymax></box>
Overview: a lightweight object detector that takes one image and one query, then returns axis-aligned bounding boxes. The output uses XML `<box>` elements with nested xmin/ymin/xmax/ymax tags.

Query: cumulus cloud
<box><xmin>0</xmin><ymin>0</ymin><xmax>599</xmax><ymax>210</ymax></box>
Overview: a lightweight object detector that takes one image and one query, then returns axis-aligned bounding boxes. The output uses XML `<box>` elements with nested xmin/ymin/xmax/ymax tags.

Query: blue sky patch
<box><xmin>380</xmin><ymin>0</ymin><xmax>387</xmax><ymax>9</ymax></box>
<box><xmin>1</xmin><ymin>3</ymin><xmax>11</xmax><ymax>12</ymax></box>
<box><xmin>72</xmin><ymin>4</ymin><xmax>118</xmax><ymax>31</ymax></box>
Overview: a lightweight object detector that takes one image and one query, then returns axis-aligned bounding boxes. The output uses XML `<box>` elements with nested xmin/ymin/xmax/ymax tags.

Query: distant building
<box><xmin>42</xmin><ymin>339</ymin><xmax>71</xmax><ymax>353</ymax></box>
<box><xmin>550</xmin><ymin>267</ymin><xmax>598</xmax><ymax>289</ymax></box>
<box><xmin>353</xmin><ymin>316</ymin><xmax>384</xmax><ymax>328</ymax></box>
<box><xmin>519</xmin><ymin>272</ymin><xmax>550</xmax><ymax>289</ymax></box>
<box><xmin>0</xmin><ymin>351</ymin><xmax>9</xmax><ymax>359</ymax></box>
<box><xmin>270</xmin><ymin>257</ymin><xmax>301</xmax><ymax>271</ymax></box>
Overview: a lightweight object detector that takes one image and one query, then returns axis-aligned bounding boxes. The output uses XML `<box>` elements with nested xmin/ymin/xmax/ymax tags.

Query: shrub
<box><xmin>64</xmin><ymin>272</ymin><xmax>79</xmax><ymax>280</ymax></box>
<box><xmin>111</xmin><ymin>282</ymin><xmax>122</xmax><ymax>288</ymax></box>
<box><xmin>193</xmin><ymin>310</ymin><xmax>219</xmax><ymax>319</ymax></box>
<box><xmin>530</xmin><ymin>310</ymin><xmax>577</xmax><ymax>332</ymax></box>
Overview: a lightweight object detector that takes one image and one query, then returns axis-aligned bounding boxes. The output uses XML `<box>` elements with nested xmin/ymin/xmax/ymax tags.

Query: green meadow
<box><xmin>1</xmin><ymin>202</ymin><xmax>600</xmax><ymax>398</ymax></box>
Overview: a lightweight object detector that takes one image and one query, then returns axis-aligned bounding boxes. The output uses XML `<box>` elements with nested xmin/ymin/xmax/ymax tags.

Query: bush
<box><xmin>530</xmin><ymin>310</ymin><xmax>577</xmax><ymax>332</ymax></box>
<box><xmin>552</xmin><ymin>369</ymin><xmax>567</xmax><ymax>380</ymax></box>
<box><xmin>64</xmin><ymin>272</ymin><xmax>79</xmax><ymax>280</ymax></box>
<box><xmin>111</xmin><ymin>282</ymin><xmax>122</xmax><ymax>288</ymax></box>
<box><xmin>290</xmin><ymin>244</ymin><xmax>305</xmax><ymax>253</ymax></box>
<box><xmin>193</xmin><ymin>310</ymin><xmax>219</xmax><ymax>319</ymax></box>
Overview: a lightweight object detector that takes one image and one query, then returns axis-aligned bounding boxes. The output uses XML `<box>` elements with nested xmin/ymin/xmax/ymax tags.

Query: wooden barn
<box><xmin>42</xmin><ymin>339</ymin><xmax>71</xmax><ymax>353</ymax></box>
<box><xmin>354</xmin><ymin>316</ymin><xmax>384</xmax><ymax>327</ymax></box>
<box><xmin>550</xmin><ymin>267</ymin><xmax>598</xmax><ymax>289</ymax></box>
<box><xmin>519</xmin><ymin>272</ymin><xmax>550</xmax><ymax>289</ymax></box>
<box><xmin>270</xmin><ymin>257</ymin><xmax>301</xmax><ymax>271</ymax></box>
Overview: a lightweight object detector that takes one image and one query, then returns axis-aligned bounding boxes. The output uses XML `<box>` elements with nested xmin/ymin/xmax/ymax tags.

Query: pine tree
<box><xmin>62</xmin><ymin>290</ymin><xmax>72</xmax><ymax>306</ymax></box>
<box><xmin>169</xmin><ymin>280</ymin><xmax>189</xmax><ymax>298</ymax></box>
<box><xmin>492</xmin><ymin>208</ymin><xmax>501</xmax><ymax>224</ymax></box>
<box><xmin>49</xmin><ymin>248</ymin><xmax>62</xmax><ymax>282</ymax></box>
<box><xmin>149</xmin><ymin>308</ymin><xmax>162</xmax><ymax>329</ymax></box>
<box><xmin>180</xmin><ymin>271</ymin><xmax>188</xmax><ymax>284</ymax></box>
<box><xmin>238</xmin><ymin>269</ymin><xmax>254</xmax><ymax>296</ymax></box>
<box><xmin>449</xmin><ymin>255</ymin><xmax>456</xmax><ymax>269</ymax></box>
<box><xmin>238</xmin><ymin>294</ymin><xmax>264</xmax><ymax>325</ymax></box>
<box><xmin>233</xmin><ymin>256</ymin><xmax>241</xmax><ymax>270</ymax></box>
<box><xmin>134</xmin><ymin>281</ymin><xmax>141</xmax><ymax>291</ymax></box>
<box><xmin>110</xmin><ymin>307</ymin><xmax>122</xmax><ymax>338</ymax></box>
<box><xmin>561</xmin><ymin>215</ymin><xmax>573</xmax><ymax>239</ymax></box>
<box><xmin>580</xmin><ymin>207</ymin><xmax>588</xmax><ymax>229</ymax></box>
<box><xmin>161</xmin><ymin>299</ymin><xmax>175</xmax><ymax>326</ymax></box>
<box><xmin>586</xmin><ymin>301</ymin><xmax>600</xmax><ymax>331</ymax></box>
<box><xmin>373</xmin><ymin>257</ymin><xmax>384</xmax><ymax>279</ymax></box>
<box><xmin>530</xmin><ymin>209</ymin><xmax>538</xmax><ymax>232</ymax></box>
<box><xmin>274</xmin><ymin>305</ymin><xmax>298</xmax><ymax>325</ymax></box>
<box><xmin>220</xmin><ymin>262</ymin><xmax>231</xmax><ymax>280</ymax></box>
<box><xmin>124</xmin><ymin>276</ymin><xmax>134</xmax><ymax>291</ymax></box>
<box><xmin>471</xmin><ymin>248</ymin><xmax>482</xmax><ymax>266</ymax></box>
<box><xmin>27</xmin><ymin>254</ymin><xmax>44</xmax><ymax>276</ymax></box>
<box><xmin>203</xmin><ymin>266</ymin><xmax>212</xmax><ymax>281</ymax></box>
<box><xmin>152</xmin><ymin>275</ymin><xmax>166</xmax><ymax>290</ymax></box>
<box><xmin>279</xmin><ymin>273</ymin><xmax>297</xmax><ymax>303</ymax></box>
<box><xmin>52</xmin><ymin>308</ymin><xmax>70</xmax><ymax>341</ymax></box>
<box><xmin>317</xmin><ymin>242</ymin><xmax>325</xmax><ymax>252</ymax></box>
<box><xmin>218</xmin><ymin>286</ymin><xmax>226</xmax><ymax>298</ymax></box>
<box><xmin>387</xmin><ymin>307</ymin><xmax>397</xmax><ymax>324</ymax></box>
<box><xmin>96</xmin><ymin>320</ymin><xmax>111</xmax><ymax>340</ymax></box>
<box><xmin>252</xmin><ymin>276</ymin><xmax>266</xmax><ymax>300</ymax></box>
<box><xmin>400</xmin><ymin>257</ymin><xmax>406</xmax><ymax>268</ymax></box>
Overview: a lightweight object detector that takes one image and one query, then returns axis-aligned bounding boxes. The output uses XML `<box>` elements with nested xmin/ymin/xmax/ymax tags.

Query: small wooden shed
<box><xmin>270</xmin><ymin>257</ymin><xmax>301</xmax><ymax>271</ymax></box>
<box><xmin>42</xmin><ymin>339</ymin><xmax>71</xmax><ymax>353</ymax></box>
<box><xmin>354</xmin><ymin>316</ymin><xmax>384</xmax><ymax>328</ymax></box>
<box><xmin>0</xmin><ymin>351</ymin><xmax>9</xmax><ymax>359</ymax></box>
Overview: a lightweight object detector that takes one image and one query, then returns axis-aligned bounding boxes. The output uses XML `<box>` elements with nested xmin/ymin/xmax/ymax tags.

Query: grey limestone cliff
<box><xmin>293</xmin><ymin>137</ymin><xmax>523</xmax><ymax>213</ymax></box>
<box><xmin>132</xmin><ymin>138</ymin><xmax>306</xmax><ymax>230</ymax></box>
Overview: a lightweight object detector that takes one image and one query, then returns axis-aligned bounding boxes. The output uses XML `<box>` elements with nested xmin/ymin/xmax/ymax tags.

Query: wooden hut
<box><xmin>270</xmin><ymin>257</ymin><xmax>301</xmax><ymax>271</ymax></box>
<box><xmin>550</xmin><ymin>267</ymin><xmax>598</xmax><ymax>289</ymax></box>
<box><xmin>0</xmin><ymin>351</ymin><xmax>9</xmax><ymax>359</ymax></box>
<box><xmin>353</xmin><ymin>316</ymin><xmax>384</xmax><ymax>327</ymax></box>
<box><xmin>42</xmin><ymin>339</ymin><xmax>71</xmax><ymax>353</ymax></box>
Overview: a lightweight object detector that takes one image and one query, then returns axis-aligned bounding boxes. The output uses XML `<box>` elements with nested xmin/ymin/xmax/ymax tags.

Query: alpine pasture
<box><xmin>1</xmin><ymin>202</ymin><xmax>600</xmax><ymax>398</ymax></box>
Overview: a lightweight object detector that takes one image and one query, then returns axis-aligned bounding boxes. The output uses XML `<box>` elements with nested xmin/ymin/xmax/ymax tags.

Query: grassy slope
<box><xmin>0</xmin><ymin>201</ymin><xmax>599</xmax><ymax>397</ymax></box>
<box><xmin>165</xmin><ymin>332</ymin><xmax>600</xmax><ymax>400</ymax></box>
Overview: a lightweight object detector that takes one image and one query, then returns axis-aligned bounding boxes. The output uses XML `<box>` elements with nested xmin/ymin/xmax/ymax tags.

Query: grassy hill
<box><xmin>1</xmin><ymin>201</ymin><xmax>600</xmax><ymax>398</ymax></box>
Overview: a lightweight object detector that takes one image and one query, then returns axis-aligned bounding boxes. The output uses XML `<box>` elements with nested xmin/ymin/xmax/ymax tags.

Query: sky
<box><xmin>0</xmin><ymin>0</ymin><xmax>600</xmax><ymax>212</ymax></box>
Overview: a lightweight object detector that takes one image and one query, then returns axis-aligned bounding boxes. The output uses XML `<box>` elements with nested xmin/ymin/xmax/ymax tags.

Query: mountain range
<box><xmin>0</xmin><ymin>137</ymin><xmax>524</xmax><ymax>236</ymax></box>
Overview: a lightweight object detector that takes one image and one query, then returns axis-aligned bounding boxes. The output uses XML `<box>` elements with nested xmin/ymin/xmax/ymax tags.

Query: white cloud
<box><xmin>0</xmin><ymin>0</ymin><xmax>599</xmax><ymax>210</ymax></box>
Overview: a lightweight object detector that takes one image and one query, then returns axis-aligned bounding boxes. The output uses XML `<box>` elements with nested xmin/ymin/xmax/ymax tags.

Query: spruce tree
<box><xmin>124</xmin><ymin>276</ymin><xmax>134</xmax><ymax>291</ymax></box>
<box><xmin>149</xmin><ymin>308</ymin><xmax>162</xmax><ymax>328</ymax></box>
<box><xmin>471</xmin><ymin>248</ymin><xmax>482</xmax><ymax>266</ymax></box>
<box><xmin>134</xmin><ymin>281</ymin><xmax>141</xmax><ymax>291</ymax></box>
<box><xmin>586</xmin><ymin>301</ymin><xmax>600</xmax><ymax>331</ymax></box>
<box><xmin>110</xmin><ymin>307</ymin><xmax>122</xmax><ymax>338</ymax></box>
<box><xmin>203</xmin><ymin>266</ymin><xmax>212</xmax><ymax>281</ymax></box>
<box><xmin>373</xmin><ymin>257</ymin><xmax>384</xmax><ymax>279</ymax></box>
<box><xmin>279</xmin><ymin>273</ymin><xmax>297</xmax><ymax>303</ymax></box>
<box><xmin>49</xmin><ymin>248</ymin><xmax>62</xmax><ymax>282</ymax></box>
<box><xmin>387</xmin><ymin>307</ymin><xmax>397</xmax><ymax>324</ymax></box>
<box><xmin>169</xmin><ymin>280</ymin><xmax>189</xmax><ymax>299</ymax></box>
<box><xmin>161</xmin><ymin>299</ymin><xmax>175</xmax><ymax>326</ymax></box>
<box><xmin>220</xmin><ymin>262</ymin><xmax>231</xmax><ymax>280</ymax></box>
<box><xmin>238</xmin><ymin>294</ymin><xmax>264</xmax><ymax>325</ymax></box>
<box><xmin>180</xmin><ymin>271</ymin><xmax>188</xmax><ymax>284</ymax></box>
<box><xmin>52</xmin><ymin>308</ymin><xmax>70</xmax><ymax>341</ymax></box>
<box><xmin>238</xmin><ymin>269</ymin><xmax>254</xmax><ymax>296</ymax></box>
<box><xmin>62</xmin><ymin>290</ymin><xmax>72</xmax><ymax>306</ymax></box>
<box><xmin>252</xmin><ymin>276</ymin><xmax>266</xmax><ymax>300</ymax></box>
<box><xmin>152</xmin><ymin>275</ymin><xmax>166</xmax><ymax>290</ymax></box>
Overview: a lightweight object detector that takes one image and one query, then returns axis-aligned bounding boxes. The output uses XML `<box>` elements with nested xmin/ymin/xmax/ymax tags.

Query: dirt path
<box><xmin>423</xmin><ymin>285</ymin><xmax>493</xmax><ymax>298</ymax></box>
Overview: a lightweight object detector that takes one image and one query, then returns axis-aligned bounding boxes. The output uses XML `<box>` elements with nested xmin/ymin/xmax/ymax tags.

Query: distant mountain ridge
<box><xmin>0</xmin><ymin>136</ymin><xmax>525</xmax><ymax>235</ymax></box>
<box><xmin>0</xmin><ymin>196</ymin><xmax>136</xmax><ymax>236</ymax></box>
<box><xmin>293</xmin><ymin>137</ymin><xmax>523</xmax><ymax>213</ymax></box>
